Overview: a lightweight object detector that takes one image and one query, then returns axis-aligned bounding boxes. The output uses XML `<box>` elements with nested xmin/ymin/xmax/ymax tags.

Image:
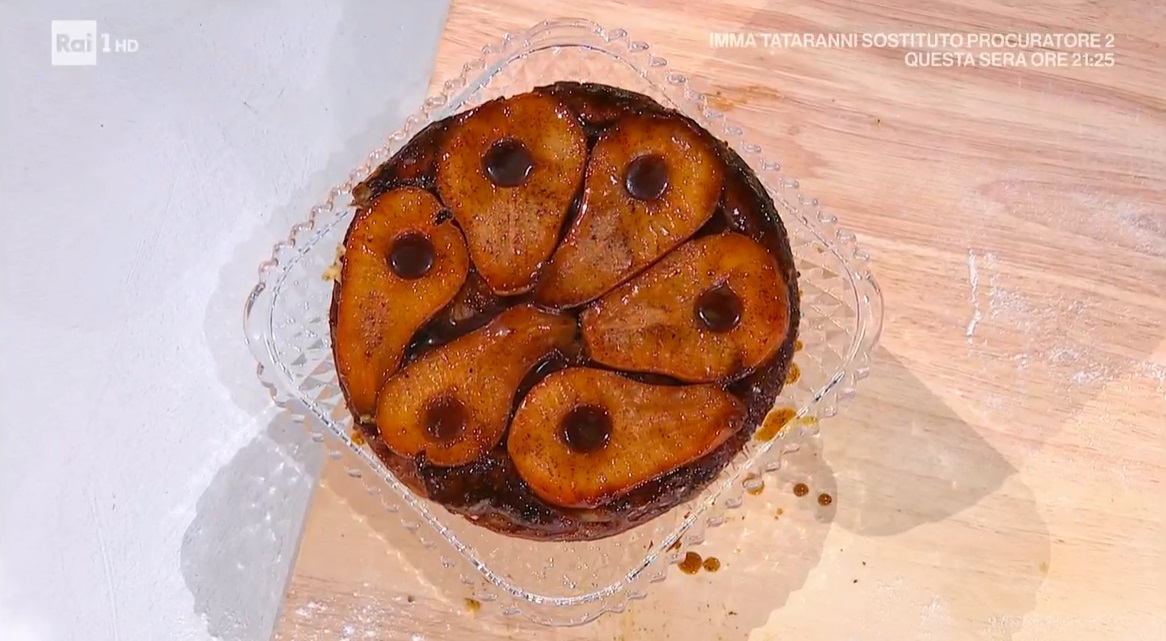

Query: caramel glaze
<box><xmin>334</xmin><ymin>81</ymin><xmax>801</xmax><ymax>541</ymax></box>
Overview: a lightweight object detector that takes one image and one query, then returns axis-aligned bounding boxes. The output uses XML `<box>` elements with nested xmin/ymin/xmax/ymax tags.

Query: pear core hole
<box><xmin>624</xmin><ymin>154</ymin><xmax>669</xmax><ymax>201</ymax></box>
<box><xmin>482</xmin><ymin>138</ymin><xmax>534</xmax><ymax>187</ymax></box>
<box><xmin>560</xmin><ymin>404</ymin><xmax>612</xmax><ymax>453</ymax></box>
<box><xmin>389</xmin><ymin>232</ymin><xmax>435</xmax><ymax>280</ymax></box>
<box><xmin>694</xmin><ymin>283</ymin><xmax>742</xmax><ymax>332</ymax></box>
<box><xmin>424</xmin><ymin>394</ymin><xmax>467</xmax><ymax>443</ymax></box>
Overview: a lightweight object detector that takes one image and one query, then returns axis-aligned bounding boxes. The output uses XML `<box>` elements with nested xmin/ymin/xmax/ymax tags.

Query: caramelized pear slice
<box><xmin>534</xmin><ymin>114</ymin><xmax>725</xmax><ymax>308</ymax></box>
<box><xmin>332</xmin><ymin>187</ymin><xmax>470</xmax><ymax>419</ymax></box>
<box><xmin>435</xmin><ymin>92</ymin><xmax>587</xmax><ymax>295</ymax></box>
<box><xmin>375</xmin><ymin>305</ymin><xmax>577</xmax><ymax>467</ymax></box>
<box><xmin>507</xmin><ymin>368</ymin><xmax>744</xmax><ymax>508</ymax></box>
<box><xmin>581</xmin><ymin>232</ymin><xmax>790</xmax><ymax>383</ymax></box>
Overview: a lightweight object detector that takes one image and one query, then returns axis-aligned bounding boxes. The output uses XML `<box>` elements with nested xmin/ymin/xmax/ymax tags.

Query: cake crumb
<box><xmin>818</xmin><ymin>493</ymin><xmax>833</xmax><ymax>506</ymax></box>
<box><xmin>322</xmin><ymin>244</ymin><xmax>345</xmax><ymax>281</ymax></box>
<box><xmin>464</xmin><ymin>598</ymin><xmax>481</xmax><ymax>614</ymax></box>
<box><xmin>793</xmin><ymin>483</ymin><xmax>810</xmax><ymax>497</ymax></box>
<box><xmin>702</xmin><ymin>557</ymin><xmax>722</xmax><ymax>572</ymax></box>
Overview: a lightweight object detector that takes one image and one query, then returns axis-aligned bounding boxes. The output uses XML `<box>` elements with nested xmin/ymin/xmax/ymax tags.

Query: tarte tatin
<box><xmin>329</xmin><ymin>82</ymin><xmax>799</xmax><ymax>541</ymax></box>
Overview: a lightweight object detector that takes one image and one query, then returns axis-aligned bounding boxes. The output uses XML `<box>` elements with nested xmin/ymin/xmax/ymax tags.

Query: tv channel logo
<box><xmin>51</xmin><ymin>20</ymin><xmax>98</xmax><ymax>66</ymax></box>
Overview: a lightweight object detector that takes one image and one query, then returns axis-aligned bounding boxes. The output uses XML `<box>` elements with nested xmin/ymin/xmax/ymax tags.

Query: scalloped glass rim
<box><xmin>244</xmin><ymin>18</ymin><xmax>883</xmax><ymax>626</ymax></box>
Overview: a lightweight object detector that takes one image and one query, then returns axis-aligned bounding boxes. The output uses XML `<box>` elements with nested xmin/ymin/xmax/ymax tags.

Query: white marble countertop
<box><xmin>0</xmin><ymin>1</ymin><xmax>450</xmax><ymax>639</ymax></box>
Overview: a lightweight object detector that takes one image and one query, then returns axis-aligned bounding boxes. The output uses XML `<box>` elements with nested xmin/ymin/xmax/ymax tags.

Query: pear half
<box><xmin>508</xmin><ymin>367</ymin><xmax>744</xmax><ymax>508</ymax></box>
<box><xmin>375</xmin><ymin>305</ymin><xmax>577</xmax><ymax>467</ymax></box>
<box><xmin>534</xmin><ymin>114</ymin><xmax>724</xmax><ymax>308</ymax></box>
<box><xmin>436</xmin><ymin>92</ymin><xmax>587</xmax><ymax>295</ymax></box>
<box><xmin>581</xmin><ymin>232</ymin><xmax>790</xmax><ymax>383</ymax></box>
<box><xmin>332</xmin><ymin>187</ymin><xmax>470</xmax><ymax>419</ymax></box>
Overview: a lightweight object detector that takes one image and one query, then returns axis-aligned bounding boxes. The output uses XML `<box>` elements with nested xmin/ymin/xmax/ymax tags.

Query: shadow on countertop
<box><xmin>471</xmin><ymin>343</ymin><xmax>1049</xmax><ymax>641</ymax></box>
<box><xmin>180</xmin><ymin>1</ymin><xmax>451</xmax><ymax>639</ymax></box>
<box><xmin>827</xmin><ymin>346</ymin><xmax>1050</xmax><ymax>640</ymax></box>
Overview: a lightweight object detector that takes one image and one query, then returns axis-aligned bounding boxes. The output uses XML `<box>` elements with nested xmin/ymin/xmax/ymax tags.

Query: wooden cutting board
<box><xmin>275</xmin><ymin>1</ymin><xmax>1165</xmax><ymax>639</ymax></box>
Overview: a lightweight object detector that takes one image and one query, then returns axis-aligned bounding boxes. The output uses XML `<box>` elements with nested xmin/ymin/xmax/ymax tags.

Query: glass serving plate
<box><xmin>244</xmin><ymin>18</ymin><xmax>883</xmax><ymax>626</ymax></box>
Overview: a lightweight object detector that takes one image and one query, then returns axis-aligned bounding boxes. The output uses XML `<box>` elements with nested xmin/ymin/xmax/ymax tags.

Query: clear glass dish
<box><xmin>244</xmin><ymin>18</ymin><xmax>883</xmax><ymax>626</ymax></box>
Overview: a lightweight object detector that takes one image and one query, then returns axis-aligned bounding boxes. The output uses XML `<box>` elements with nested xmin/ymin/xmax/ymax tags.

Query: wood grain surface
<box><xmin>275</xmin><ymin>1</ymin><xmax>1165</xmax><ymax>639</ymax></box>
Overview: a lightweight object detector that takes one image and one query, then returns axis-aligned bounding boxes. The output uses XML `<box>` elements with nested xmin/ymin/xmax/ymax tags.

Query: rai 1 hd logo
<box><xmin>51</xmin><ymin>20</ymin><xmax>139</xmax><ymax>66</ymax></box>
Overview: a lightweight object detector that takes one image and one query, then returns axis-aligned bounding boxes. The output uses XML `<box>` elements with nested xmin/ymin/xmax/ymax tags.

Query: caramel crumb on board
<box><xmin>350</xmin><ymin>429</ymin><xmax>366</xmax><ymax>446</ymax></box>
<box><xmin>794</xmin><ymin>339</ymin><xmax>804</xmax><ymax>352</ymax></box>
<box><xmin>744</xmin><ymin>474</ymin><xmax>765</xmax><ymax>495</ymax></box>
<box><xmin>702</xmin><ymin>557</ymin><xmax>722</xmax><ymax>572</ymax></box>
<box><xmin>754</xmin><ymin>407</ymin><xmax>796</xmax><ymax>441</ymax></box>
<box><xmin>818</xmin><ymin>493</ymin><xmax>833</xmax><ymax>506</ymax></box>
<box><xmin>678</xmin><ymin>551</ymin><xmax>703</xmax><ymax>574</ymax></box>
<box><xmin>785</xmin><ymin>362</ymin><xmax>801</xmax><ymax>385</ymax></box>
<box><xmin>793</xmin><ymin>483</ymin><xmax>810</xmax><ymax>497</ymax></box>
<box><xmin>707</xmin><ymin>91</ymin><xmax>735</xmax><ymax>112</ymax></box>
<box><xmin>796</xmin><ymin>416</ymin><xmax>819</xmax><ymax>430</ymax></box>
<box><xmin>464</xmin><ymin>598</ymin><xmax>481</xmax><ymax>614</ymax></box>
<box><xmin>667</xmin><ymin>538</ymin><xmax>683</xmax><ymax>552</ymax></box>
